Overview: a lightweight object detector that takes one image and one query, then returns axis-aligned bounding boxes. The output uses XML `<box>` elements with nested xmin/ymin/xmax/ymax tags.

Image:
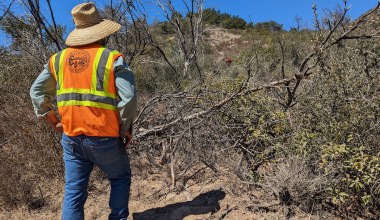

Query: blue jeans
<box><xmin>61</xmin><ymin>134</ymin><xmax>131</xmax><ymax>220</ymax></box>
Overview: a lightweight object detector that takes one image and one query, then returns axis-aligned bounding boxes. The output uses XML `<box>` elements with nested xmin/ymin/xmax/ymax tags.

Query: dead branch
<box><xmin>136</xmin><ymin>75</ymin><xmax>296</xmax><ymax>138</ymax></box>
<box><xmin>218</xmin><ymin>206</ymin><xmax>238</xmax><ymax>220</ymax></box>
<box><xmin>0</xmin><ymin>0</ymin><xmax>14</xmax><ymax>21</ymax></box>
<box><xmin>286</xmin><ymin>2</ymin><xmax>380</xmax><ymax>108</ymax></box>
<box><xmin>134</xmin><ymin>92</ymin><xmax>187</xmax><ymax>126</ymax></box>
<box><xmin>157</xmin><ymin>0</ymin><xmax>204</xmax><ymax>80</ymax></box>
<box><xmin>277</xmin><ymin>37</ymin><xmax>294</xmax><ymax>108</ymax></box>
<box><xmin>23</xmin><ymin>0</ymin><xmax>63</xmax><ymax>51</ymax></box>
<box><xmin>246</xmin><ymin>201</ymin><xmax>281</xmax><ymax>209</ymax></box>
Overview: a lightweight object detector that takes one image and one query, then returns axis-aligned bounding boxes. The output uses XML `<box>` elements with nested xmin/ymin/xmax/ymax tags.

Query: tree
<box><xmin>254</xmin><ymin>20</ymin><xmax>283</xmax><ymax>32</ymax></box>
<box><xmin>202</xmin><ymin>8</ymin><xmax>247</xmax><ymax>29</ymax></box>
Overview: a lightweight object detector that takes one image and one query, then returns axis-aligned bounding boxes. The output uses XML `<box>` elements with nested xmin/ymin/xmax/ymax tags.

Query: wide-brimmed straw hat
<box><xmin>65</xmin><ymin>2</ymin><xmax>121</xmax><ymax>47</ymax></box>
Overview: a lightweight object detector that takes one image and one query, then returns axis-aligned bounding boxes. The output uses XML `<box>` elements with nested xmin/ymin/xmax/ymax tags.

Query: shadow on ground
<box><xmin>133</xmin><ymin>189</ymin><xmax>226</xmax><ymax>220</ymax></box>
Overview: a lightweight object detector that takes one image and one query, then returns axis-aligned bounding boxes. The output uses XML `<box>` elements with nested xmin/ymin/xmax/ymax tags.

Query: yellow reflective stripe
<box><xmin>103</xmin><ymin>57</ymin><xmax>111</xmax><ymax>95</ymax></box>
<box><xmin>92</xmin><ymin>48</ymin><xmax>105</xmax><ymax>91</ymax></box>
<box><xmin>96</xmin><ymin>48</ymin><xmax>111</xmax><ymax>91</ymax></box>
<box><xmin>103</xmin><ymin>51</ymin><xmax>118</xmax><ymax>95</ymax></box>
<box><xmin>50</xmin><ymin>53</ymin><xmax>58</xmax><ymax>80</ymax></box>
<box><xmin>58</xmin><ymin>49</ymin><xmax>67</xmax><ymax>91</ymax></box>
<box><xmin>57</xmin><ymin>88</ymin><xmax>117</xmax><ymax>98</ymax></box>
<box><xmin>57</xmin><ymin>100</ymin><xmax>117</xmax><ymax>110</ymax></box>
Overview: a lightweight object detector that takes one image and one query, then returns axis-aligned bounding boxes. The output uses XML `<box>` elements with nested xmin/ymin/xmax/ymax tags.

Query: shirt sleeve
<box><xmin>29</xmin><ymin>64</ymin><xmax>57</xmax><ymax>118</ymax></box>
<box><xmin>113</xmin><ymin>56</ymin><xmax>137</xmax><ymax>137</ymax></box>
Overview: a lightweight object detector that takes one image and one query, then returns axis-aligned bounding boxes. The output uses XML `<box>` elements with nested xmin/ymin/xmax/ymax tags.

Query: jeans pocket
<box><xmin>89</xmin><ymin>138</ymin><xmax>120</xmax><ymax>165</ymax></box>
<box><xmin>61</xmin><ymin>138</ymin><xmax>74</xmax><ymax>155</ymax></box>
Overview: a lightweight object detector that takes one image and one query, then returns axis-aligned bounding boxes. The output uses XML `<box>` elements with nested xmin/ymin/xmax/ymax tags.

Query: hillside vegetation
<box><xmin>0</xmin><ymin>0</ymin><xmax>380</xmax><ymax>219</ymax></box>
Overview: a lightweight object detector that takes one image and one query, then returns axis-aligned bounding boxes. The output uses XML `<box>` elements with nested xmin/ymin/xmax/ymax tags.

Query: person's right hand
<box><xmin>45</xmin><ymin>114</ymin><xmax>63</xmax><ymax>133</ymax></box>
<box><xmin>124</xmin><ymin>130</ymin><xmax>133</xmax><ymax>149</ymax></box>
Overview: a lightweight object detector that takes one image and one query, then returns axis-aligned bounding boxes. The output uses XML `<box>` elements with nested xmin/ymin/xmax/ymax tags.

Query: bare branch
<box><xmin>0</xmin><ymin>0</ymin><xmax>14</xmax><ymax>21</ymax></box>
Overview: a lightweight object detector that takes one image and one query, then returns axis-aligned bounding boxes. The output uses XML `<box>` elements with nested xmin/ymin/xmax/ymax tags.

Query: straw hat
<box><xmin>65</xmin><ymin>2</ymin><xmax>121</xmax><ymax>47</ymax></box>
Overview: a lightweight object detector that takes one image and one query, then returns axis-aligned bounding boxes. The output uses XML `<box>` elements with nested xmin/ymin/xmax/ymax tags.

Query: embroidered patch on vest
<box><xmin>66</xmin><ymin>50</ymin><xmax>90</xmax><ymax>73</ymax></box>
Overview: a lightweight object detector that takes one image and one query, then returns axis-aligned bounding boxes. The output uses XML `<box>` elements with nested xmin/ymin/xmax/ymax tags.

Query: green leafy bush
<box><xmin>203</xmin><ymin>8</ymin><xmax>247</xmax><ymax>29</ymax></box>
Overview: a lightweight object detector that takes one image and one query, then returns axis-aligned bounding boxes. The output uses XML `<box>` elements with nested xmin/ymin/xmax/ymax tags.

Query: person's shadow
<box><xmin>132</xmin><ymin>189</ymin><xmax>226</xmax><ymax>220</ymax></box>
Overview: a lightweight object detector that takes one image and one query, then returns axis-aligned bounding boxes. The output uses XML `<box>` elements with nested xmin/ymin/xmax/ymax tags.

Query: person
<box><xmin>29</xmin><ymin>2</ymin><xmax>137</xmax><ymax>220</ymax></box>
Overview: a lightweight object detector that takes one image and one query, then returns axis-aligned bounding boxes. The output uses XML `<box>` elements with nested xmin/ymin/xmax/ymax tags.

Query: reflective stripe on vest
<box><xmin>50</xmin><ymin>47</ymin><xmax>121</xmax><ymax>111</ymax></box>
<box><xmin>50</xmin><ymin>50</ymin><xmax>64</xmax><ymax>90</ymax></box>
<box><xmin>56</xmin><ymin>93</ymin><xmax>118</xmax><ymax>110</ymax></box>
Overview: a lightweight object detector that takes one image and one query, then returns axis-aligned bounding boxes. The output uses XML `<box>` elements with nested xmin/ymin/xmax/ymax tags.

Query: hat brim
<box><xmin>65</xmin><ymin>19</ymin><xmax>121</xmax><ymax>47</ymax></box>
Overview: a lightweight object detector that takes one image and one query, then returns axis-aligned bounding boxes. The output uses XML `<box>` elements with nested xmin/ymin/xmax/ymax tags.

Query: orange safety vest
<box><xmin>48</xmin><ymin>43</ymin><xmax>123</xmax><ymax>137</ymax></box>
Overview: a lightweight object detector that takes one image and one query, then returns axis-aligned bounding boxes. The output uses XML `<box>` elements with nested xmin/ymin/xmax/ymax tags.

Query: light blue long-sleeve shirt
<box><xmin>30</xmin><ymin>55</ymin><xmax>137</xmax><ymax>137</ymax></box>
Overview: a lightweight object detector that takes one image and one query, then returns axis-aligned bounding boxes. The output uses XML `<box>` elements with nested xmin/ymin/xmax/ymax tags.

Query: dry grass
<box><xmin>262</xmin><ymin>156</ymin><xmax>331</xmax><ymax>216</ymax></box>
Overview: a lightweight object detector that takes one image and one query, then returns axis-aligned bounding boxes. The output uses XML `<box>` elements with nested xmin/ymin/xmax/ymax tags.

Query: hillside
<box><xmin>351</xmin><ymin>5</ymin><xmax>380</xmax><ymax>34</ymax></box>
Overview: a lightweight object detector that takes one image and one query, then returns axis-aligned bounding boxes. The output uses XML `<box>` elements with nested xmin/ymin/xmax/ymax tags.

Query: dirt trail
<box><xmin>206</xmin><ymin>27</ymin><xmax>241</xmax><ymax>48</ymax></box>
<box><xmin>0</xmin><ymin>175</ymin><xmax>254</xmax><ymax>220</ymax></box>
<box><xmin>83</xmin><ymin>172</ymin><xmax>260</xmax><ymax>220</ymax></box>
<box><xmin>205</xmin><ymin>27</ymin><xmax>246</xmax><ymax>63</ymax></box>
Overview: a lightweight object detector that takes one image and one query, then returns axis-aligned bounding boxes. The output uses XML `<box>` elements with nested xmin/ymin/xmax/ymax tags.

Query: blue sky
<box><xmin>0</xmin><ymin>0</ymin><xmax>378</xmax><ymax>45</ymax></box>
<box><xmin>47</xmin><ymin>0</ymin><xmax>377</xmax><ymax>29</ymax></box>
<box><xmin>204</xmin><ymin>0</ymin><xmax>377</xmax><ymax>29</ymax></box>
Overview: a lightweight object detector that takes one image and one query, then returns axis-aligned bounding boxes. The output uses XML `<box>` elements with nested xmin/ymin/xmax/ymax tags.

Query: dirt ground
<box><xmin>0</xmin><ymin>132</ymin><xmax>369</xmax><ymax>220</ymax></box>
<box><xmin>0</xmin><ymin>161</ymin><xmax>340</xmax><ymax>220</ymax></box>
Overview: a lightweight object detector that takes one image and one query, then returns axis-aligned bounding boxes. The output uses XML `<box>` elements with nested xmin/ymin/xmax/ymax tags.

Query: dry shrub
<box><xmin>0</xmin><ymin>102</ymin><xmax>63</xmax><ymax>210</ymax></box>
<box><xmin>0</xmin><ymin>49</ymin><xmax>63</xmax><ymax>210</ymax></box>
<box><xmin>263</xmin><ymin>156</ymin><xmax>330</xmax><ymax>212</ymax></box>
<box><xmin>0</xmin><ymin>154</ymin><xmax>45</xmax><ymax>210</ymax></box>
